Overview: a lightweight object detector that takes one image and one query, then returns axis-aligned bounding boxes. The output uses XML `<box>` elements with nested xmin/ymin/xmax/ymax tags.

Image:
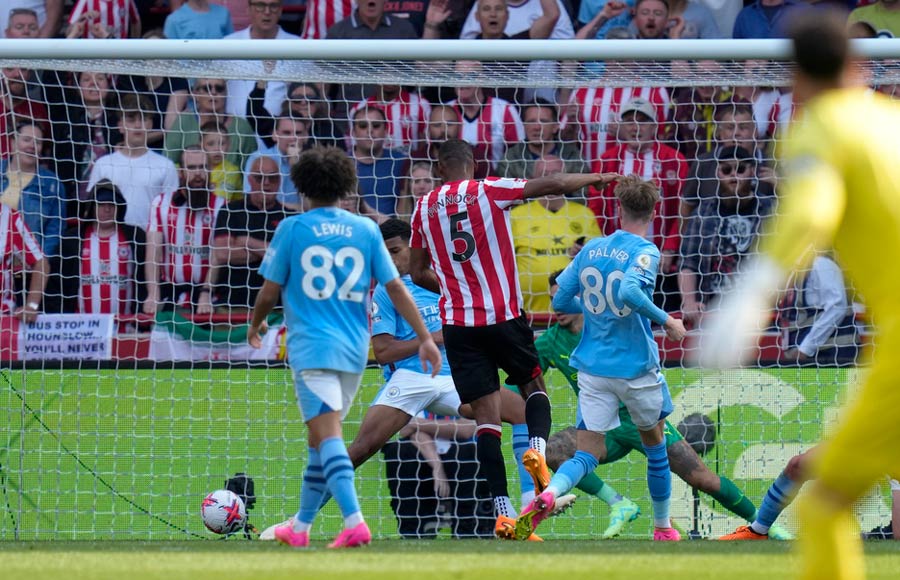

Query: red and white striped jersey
<box><xmin>148</xmin><ymin>191</ymin><xmax>224</xmax><ymax>286</ymax></box>
<box><xmin>68</xmin><ymin>0</ymin><xmax>140</xmax><ymax>39</ymax></box>
<box><xmin>753</xmin><ymin>90</ymin><xmax>793</xmax><ymax>139</ymax></box>
<box><xmin>0</xmin><ymin>205</ymin><xmax>43</xmax><ymax>313</ymax></box>
<box><xmin>78</xmin><ymin>227</ymin><xmax>135</xmax><ymax>316</ymax></box>
<box><xmin>450</xmin><ymin>97</ymin><xmax>525</xmax><ymax>169</ymax></box>
<box><xmin>589</xmin><ymin>143</ymin><xmax>686</xmax><ymax>253</ymax></box>
<box><xmin>566</xmin><ymin>86</ymin><xmax>670</xmax><ymax>164</ymax></box>
<box><xmin>410</xmin><ymin>178</ymin><xmax>527</xmax><ymax>327</ymax></box>
<box><xmin>349</xmin><ymin>90</ymin><xmax>431</xmax><ymax>151</ymax></box>
<box><xmin>303</xmin><ymin>0</ymin><xmax>354</xmax><ymax>38</ymax></box>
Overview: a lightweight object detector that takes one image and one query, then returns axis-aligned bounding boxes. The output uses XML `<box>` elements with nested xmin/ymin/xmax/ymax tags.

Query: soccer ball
<box><xmin>201</xmin><ymin>489</ymin><xmax>246</xmax><ymax>535</ymax></box>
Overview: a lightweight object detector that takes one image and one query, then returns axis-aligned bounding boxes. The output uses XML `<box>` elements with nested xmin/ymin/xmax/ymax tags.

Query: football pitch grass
<box><xmin>3</xmin><ymin>539</ymin><xmax>900</xmax><ymax>580</ymax></box>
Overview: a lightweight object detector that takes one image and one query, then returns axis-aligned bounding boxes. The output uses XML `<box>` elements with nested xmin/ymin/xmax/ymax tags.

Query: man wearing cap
<box><xmin>564</xmin><ymin>26</ymin><xmax>671</xmax><ymax>165</ymax></box>
<box><xmin>50</xmin><ymin>180</ymin><xmax>146</xmax><ymax>317</ymax></box>
<box><xmin>678</xmin><ymin>145</ymin><xmax>774</xmax><ymax>327</ymax></box>
<box><xmin>588</xmin><ymin>97</ymin><xmax>686</xmax><ymax>280</ymax></box>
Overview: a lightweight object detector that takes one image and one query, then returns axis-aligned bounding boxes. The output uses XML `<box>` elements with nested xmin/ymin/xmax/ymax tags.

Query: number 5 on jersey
<box><xmin>450</xmin><ymin>211</ymin><xmax>475</xmax><ymax>262</ymax></box>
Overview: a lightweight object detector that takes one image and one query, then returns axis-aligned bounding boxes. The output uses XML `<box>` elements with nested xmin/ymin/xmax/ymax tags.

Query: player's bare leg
<box><xmin>347</xmin><ymin>405</ymin><xmax>413</xmax><ymax>468</ymax></box>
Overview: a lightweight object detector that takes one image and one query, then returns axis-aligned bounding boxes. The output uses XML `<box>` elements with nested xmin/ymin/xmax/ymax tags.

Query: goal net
<box><xmin>0</xmin><ymin>39</ymin><xmax>896</xmax><ymax>541</ymax></box>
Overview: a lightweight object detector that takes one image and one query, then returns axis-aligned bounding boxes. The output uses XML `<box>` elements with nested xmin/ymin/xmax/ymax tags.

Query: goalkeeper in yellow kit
<box><xmin>701</xmin><ymin>11</ymin><xmax>900</xmax><ymax>580</ymax></box>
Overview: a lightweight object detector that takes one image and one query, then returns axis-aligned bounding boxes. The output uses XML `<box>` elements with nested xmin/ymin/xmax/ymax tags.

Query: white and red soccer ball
<box><xmin>201</xmin><ymin>489</ymin><xmax>246</xmax><ymax>535</ymax></box>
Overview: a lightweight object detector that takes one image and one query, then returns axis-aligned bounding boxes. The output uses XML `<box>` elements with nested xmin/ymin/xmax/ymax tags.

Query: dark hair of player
<box><xmin>788</xmin><ymin>10</ymin><xmax>851</xmax><ymax>82</ymax></box>
<box><xmin>291</xmin><ymin>147</ymin><xmax>357</xmax><ymax>203</ymax></box>
<box><xmin>438</xmin><ymin>139</ymin><xmax>475</xmax><ymax>171</ymax></box>
<box><xmin>379</xmin><ymin>218</ymin><xmax>412</xmax><ymax>242</ymax></box>
<box><xmin>548</xmin><ymin>269</ymin><xmax>565</xmax><ymax>288</ymax></box>
<box><xmin>615</xmin><ymin>175</ymin><xmax>660</xmax><ymax>222</ymax></box>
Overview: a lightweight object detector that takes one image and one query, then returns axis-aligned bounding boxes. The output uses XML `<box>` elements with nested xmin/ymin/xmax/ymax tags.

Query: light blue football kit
<box><xmin>261</xmin><ymin>206</ymin><xmax>400</xmax><ymax>536</ymax></box>
<box><xmin>371</xmin><ymin>275</ymin><xmax>449</xmax><ymax>380</ymax></box>
<box><xmin>549</xmin><ymin>229</ymin><xmax>674</xmax><ymax>528</ymax></box>
<box><xmin>260</xmin><ymin>206</ymin><xmax>399</xmax><ymax>420</ymax></box>
<box><xmin>369</xmin><ymin>275</ymin><xmax>460</xmax><ymax>417</ymax></box>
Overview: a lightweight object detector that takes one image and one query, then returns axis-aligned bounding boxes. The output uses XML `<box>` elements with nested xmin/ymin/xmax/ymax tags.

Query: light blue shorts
<box><xmin>293</xmin><ymin>369</ymin><xmax>362</xmax><ymax>422</ymax></box>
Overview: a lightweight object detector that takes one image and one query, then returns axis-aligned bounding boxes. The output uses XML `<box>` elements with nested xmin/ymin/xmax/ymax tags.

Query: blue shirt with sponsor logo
<box><xmin>553</xmin><ymin>229</ymin><xmax>664</xmax><ymax>379</ymax></box>
<box><xmin>259</xmin><ymin>206</ymin><xmax>399</xmax><ymax>373</ymax></box>
<box><xmin>371</xmin><ymin>274</ymin><xmax>449</xmax><ymax>380</ymax></box>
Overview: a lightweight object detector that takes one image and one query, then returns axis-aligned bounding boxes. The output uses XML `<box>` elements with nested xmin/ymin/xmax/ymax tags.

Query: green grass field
<box><xmin>2</xmin><ymin>366</ymin><xmax>897</xmax><ymax>578</ymax></box>
<box><xmin>3</xmin><ymin>539</ymin><xmax>900</xmax><ymax>580</ymax></box>
<box><xmin>3</xmin><ymin>366</ymin><xmax>875</xmax><ymax>541</ymax></box>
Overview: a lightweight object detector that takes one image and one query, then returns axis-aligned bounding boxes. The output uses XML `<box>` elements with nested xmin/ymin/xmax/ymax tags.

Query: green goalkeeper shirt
<box><xmin>535</xmin><ymin>323</ymin><xmax>582</xmax><ymax>394</ymax></box>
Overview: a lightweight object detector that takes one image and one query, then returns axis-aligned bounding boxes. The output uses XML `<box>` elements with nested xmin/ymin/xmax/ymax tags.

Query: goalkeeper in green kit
<box><xmin>535</xmin><ymin>271</ymin><xmax>792</xmax><ymax>540</ymax></box>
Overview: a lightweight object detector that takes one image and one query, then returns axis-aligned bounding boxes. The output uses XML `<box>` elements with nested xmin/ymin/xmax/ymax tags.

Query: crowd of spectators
<box><xmin>0</xmin><ymin>0</ymin><xmax>885</xmax><ymax>364</ymax></box>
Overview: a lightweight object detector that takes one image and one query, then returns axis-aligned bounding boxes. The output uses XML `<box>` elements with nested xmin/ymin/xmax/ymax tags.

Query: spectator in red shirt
<box><xmin>144</xmin><ymin>146</ymin><xmax>225</xmax><ymax>316</ymax></box>
<box><xmin>450</xmin><ymin>60</ymin><xmax>525</xmax><ymax>170</ymax></box>
<box><xmin>349</xmin><ymin>85</ymin><xmax>431</xmax><ymax>153</ymax></box>
<box><xmin>589</xmin><ymin>97</ymin><xmax>686</xmax><ymax>275</ymax></box>
<box><xmin>51</xmin><ymin>180</ymin><xmax>146</xmax><ymax>316</ymax></box>
<box><xmin>0</xmin><ymin>203</ymin><xmax>47</xmax><ymax>322</ymax></box>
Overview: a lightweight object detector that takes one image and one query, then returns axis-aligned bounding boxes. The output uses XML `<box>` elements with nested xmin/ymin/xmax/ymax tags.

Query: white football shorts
<box><xmin>371</xmin><ymin>368</ymin><xmax>462</xmax><ymax>417</ymax></box>
<box><xmin>576</xmin><ymin>370</ymin><xmax>666</xmax><ymax>432</ymax></box>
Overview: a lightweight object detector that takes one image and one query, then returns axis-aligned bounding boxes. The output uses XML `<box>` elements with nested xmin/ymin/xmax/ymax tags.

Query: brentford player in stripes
<box><xmin>0</xmin><ymin>204</ymin><xmax>48</xmax><ymax>323</ymax></box>
<box><xmin>408</xmin><ymin>139</ymin><xmax>619</xmax><ymax>539</ymax></box>
<box><xmin>144</xmin><ymin>147</ymin><xmax>224</xmax><ymax>315</ymax></box>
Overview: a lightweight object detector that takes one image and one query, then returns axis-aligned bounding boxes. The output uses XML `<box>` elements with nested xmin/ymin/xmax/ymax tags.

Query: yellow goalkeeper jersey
<box><xmin>511</xmin><ymin>200</ymin><xmax>602</xmax><ymax>313</ymax></box>
<box><xmin>764</xmin><ymin>87</ymin><xmax>900</xmax><ymax>321</ymax></box>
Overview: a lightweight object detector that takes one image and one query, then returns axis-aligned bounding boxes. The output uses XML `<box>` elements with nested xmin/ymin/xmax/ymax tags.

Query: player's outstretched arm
<box><xmin>523</xmin><ymin>172</ymin><xmax>621</xmax><ymax>200</ymax></box>
<box><xmin>247</xmin><ymin>280</ymin><xmax>279</xmax><ymax>348</ymax></box>
<box><xmin>409</xmin><ymin>248</ymin><xmax>441</xmax><ymax>293</ymax></box>
<box><xmin>385</xmin><ymin>278</ymin><xmax>442</xmax><ymax>377</ymax></box>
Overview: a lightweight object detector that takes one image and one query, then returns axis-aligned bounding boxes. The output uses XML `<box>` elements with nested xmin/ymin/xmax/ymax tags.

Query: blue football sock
<box><xmin>642</xmin><ymin>441</ymin><xmax>671</xmax><ymax>528</ymax></box>
<box><xmin>753</xmin><ymin>470</ymin><xmax>801</xmax><ymax>534</ymax></box>
<box><xmin>319</xmin><ymin>436</ymin><xmax>363</xmax><ymax>527</ymax></box>
<box><xmin>295</xmin><ymin>447</ymin><xmax>326</xmax><ymax>532</ymax></box>
<box><xmin>512</xmin><ymin>423</ymin><xmax>534</xmax><ymax>499</ymax></box>
<box><xmin>547</xmin><ymin>450</ymin><xmax>598</xmax><ymax>498</ymax></box>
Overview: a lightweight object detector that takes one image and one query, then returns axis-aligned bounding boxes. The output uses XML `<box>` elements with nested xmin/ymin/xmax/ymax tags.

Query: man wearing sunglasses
<box><xmin>678</xmin><ymin>145</ymin><xmax>775</xmax><ymax>328</ymax></box>
<box><xmin>351</xmin><ymin>106</ymin><xmax>407</xmax><ymax>217</ymax></box>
